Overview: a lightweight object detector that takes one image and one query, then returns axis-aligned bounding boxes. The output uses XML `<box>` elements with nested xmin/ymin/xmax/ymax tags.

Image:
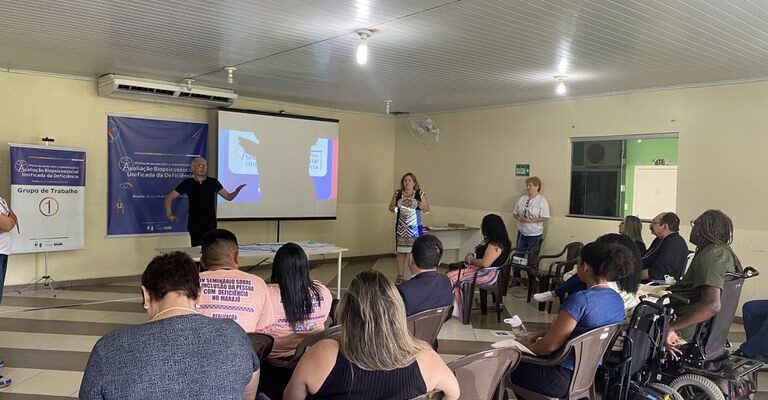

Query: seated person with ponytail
<box><xmin>508</xmin><ymin>240</ymin><xmax>632</xmax><ymax>399</ymax></box>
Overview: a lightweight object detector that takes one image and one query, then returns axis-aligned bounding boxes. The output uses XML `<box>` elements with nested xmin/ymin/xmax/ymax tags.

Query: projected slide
<box><xmin>217</xmin><ymin>110</ymin><xmax>339</xmax><ymax>219</ymax></box>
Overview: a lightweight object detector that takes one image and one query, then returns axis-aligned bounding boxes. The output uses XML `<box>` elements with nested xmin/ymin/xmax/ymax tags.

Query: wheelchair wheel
<box><xmin>671</xmin><ymin>374</ymin><xmax>725</xmax><ymax>400</ymax></box>
<box><xmin>647</xmin><ymin>383</ymin><xmax>684</xmax><ymax>400</ymax></box>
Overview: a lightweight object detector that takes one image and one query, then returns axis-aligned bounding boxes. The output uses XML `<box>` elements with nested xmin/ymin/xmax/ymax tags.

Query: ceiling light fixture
<box><xmin>356</xmin><ymin>29</ymin><xmax>373</xmax><ymax>65</ymax></box>
<box><xmin>555</xmin><ymin>75</ymin><xmax>567</xmax><ymax>95</ymax></box>
<box><xmin>184</xmin><ymin>79</ymin><xmax>194</xmax><ymax>91</ymax></box>
<box><xmin>224</xmin><ymin>67</ymin><xmax>237</xmax><ymax>84</ymax></box>
<box><xmin>385</xmin><ymin>100</ymin><xmax>392</xmax><ymax>114</ymax></box>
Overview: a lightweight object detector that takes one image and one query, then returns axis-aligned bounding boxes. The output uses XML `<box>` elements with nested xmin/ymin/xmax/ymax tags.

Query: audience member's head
<box><xmin>596</xmin><ymin>233</ymin><xmax>642</xmax><ymax>294</ymax></box>
<box><xmin>338</xmin><ymin>269</ymin><xmax>429</xmax><ymax>370</ymax></box>
<box><xmin>200</xmin><ymin>229</ymin><xmax>239</xmax><ymax>270</ymax></box>
<box><xmin>620</xmin><ymin>215</ymin><xmax>644</xmax><ymax>244</ymax></box>
<box><xmin>578</xmin><ymin>241</ymin><xmax>634</xmax><ymax>283</ymax></box>
<box><xmin>141</xmin><ymin>251</ymin><xmax>200</xmax><ymax>312</ymax></box>
<box><xmin>409</xmin><ymin>235</ymin><xmax>443</xmax><ymax>272</ymax></box>
<box><xmin>691</xmin><ymin>209</ymin><xmax>741</xmax><ymax>269</ymax></box>
<box><xmin>399</xmin><ymin>172</ymin><xmax>420</xmax><ymax>191</ymax></box>
<box><xmin>650</xmin><ymin>212</ymin><xmax>680</xmax><ymax>238</ymax></box>
<box><xmin>270</xmin><ymin>242</ymin><xmax>320</xmax><ymax>327</ymax></box>
<box><xmin>481</xmin><ymin>213</ymin><xmax>512</xmax><ymax>251</ymax></box>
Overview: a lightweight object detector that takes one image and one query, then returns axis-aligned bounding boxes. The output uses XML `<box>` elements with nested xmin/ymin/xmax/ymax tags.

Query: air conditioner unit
<box><xmin>583</xmin><ymin>141</ymin><xmax>623</xmax><ymax>167</ymax></box>
<box><xmin>97</xmin><ymin>74</ymin><xmax>237</xmax><ymax>108</ymax></box>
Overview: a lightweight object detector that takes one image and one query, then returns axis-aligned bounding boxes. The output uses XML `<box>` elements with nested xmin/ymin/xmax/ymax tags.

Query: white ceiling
<box><xmin>2</xmin><ymin>0</ymin><xmax>768</xmax><ymax>114</ymax></box>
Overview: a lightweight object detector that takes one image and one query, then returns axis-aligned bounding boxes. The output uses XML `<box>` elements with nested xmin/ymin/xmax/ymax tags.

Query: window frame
<box><xmin>566</xmin><ymin>132</ymin><xmax>679</xmax><ymax>220</ymax></box>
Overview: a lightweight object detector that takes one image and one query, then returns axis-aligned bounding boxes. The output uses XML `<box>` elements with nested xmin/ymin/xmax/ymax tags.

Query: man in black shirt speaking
<box><xmin>164</xmin><ymin>158</ymin><xmax>245</xmax><ymax>246</ymax></box>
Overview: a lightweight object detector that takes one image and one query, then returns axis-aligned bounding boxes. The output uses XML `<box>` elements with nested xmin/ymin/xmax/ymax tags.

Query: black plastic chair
<box><xmin>247</xmin><ymin>332</ymin><xmax>275</xmax><ymax>360</ymax></box>
<box><xmin>478</xmin><ymin>254</ymin><xmax>514</xmax><ymax>323</ymax></box>
<box><xmin>546</xmin><ymin>259</ymin><xmax>579</xmax><ymax>314</ymax></box>
<box><xmin>328</xmin><ymin>298</ymin><xmax>340</xmax><ymax>327</ymax></box>
<box><xmin>508</xmin><ymin>236</ymin><xmax>545</xmax><ymax>291</ymax></box>
<box><xmin>458</xmin><ymin>253</ymin><xmax>513</xmax><ymax>325</ymax></box>
<box><xmin>526</xmin><ymin>241</ymin><xmax>583</xmax><ymax>311</ymax></box>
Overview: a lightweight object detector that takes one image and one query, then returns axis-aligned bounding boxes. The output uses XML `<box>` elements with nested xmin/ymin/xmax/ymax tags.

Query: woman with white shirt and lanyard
<box><xmin>511</xmin><ymin>176</ymin><xmax>549</xmax><ymax>286</ymax></box>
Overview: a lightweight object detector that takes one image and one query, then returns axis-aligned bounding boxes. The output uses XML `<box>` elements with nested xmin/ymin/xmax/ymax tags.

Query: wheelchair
<box><xmin>601</xmin><ymin>266</ymin><xmax>763</xmax><ymax>400</ymax></box>
<box><xmin>598</xmin><ymin>292</ymin><xmax>686</xmax><ymax>400</ymax></box>
<box><xmin>655</xmin><ymin>267</ymin><xmax>763</xmax><ymax>400</ymax></box>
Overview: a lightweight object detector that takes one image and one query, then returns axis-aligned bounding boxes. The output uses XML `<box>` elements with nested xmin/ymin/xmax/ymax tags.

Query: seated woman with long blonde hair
<box><xmin>284</xmin><ymin>269</ymin><xmax>459</xmax><ymax>400</ymax></box>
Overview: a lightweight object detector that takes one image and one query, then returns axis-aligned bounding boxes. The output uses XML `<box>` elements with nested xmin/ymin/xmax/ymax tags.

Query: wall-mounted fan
<box><xmin>407</xmin><ymin>114</ymin><xmax>440</xmax><ymax>145</ymax></box>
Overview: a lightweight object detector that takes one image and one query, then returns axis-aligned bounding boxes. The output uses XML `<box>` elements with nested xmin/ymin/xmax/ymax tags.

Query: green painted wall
<box><xmin>623</xmin><ymin>138</ymin><xmax>678</xmax><ymax>217</ymax></box>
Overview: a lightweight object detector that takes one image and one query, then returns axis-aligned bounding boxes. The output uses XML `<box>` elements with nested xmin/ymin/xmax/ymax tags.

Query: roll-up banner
<box><xmin>107</xmin><ymin>115</ymin><xmax>208</xmax><ymax>236</ymax></box>
<box><xmin>10</xmin><ymin>144</ymin><xmax>86</xmax><ymax>253</ymax></box>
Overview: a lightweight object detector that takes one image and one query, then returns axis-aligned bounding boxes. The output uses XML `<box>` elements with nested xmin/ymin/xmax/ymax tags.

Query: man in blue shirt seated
<box><xmin>398</xmin><ymin>234</ymin><xmax>453</xmax><ymax>316</ymax></box>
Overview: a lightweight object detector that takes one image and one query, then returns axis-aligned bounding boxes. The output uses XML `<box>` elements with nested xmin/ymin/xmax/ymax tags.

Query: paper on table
<box><xmin>491</xmin><ymin>339</ymin><xmax>536</xmax><ymax>355</ymax></box>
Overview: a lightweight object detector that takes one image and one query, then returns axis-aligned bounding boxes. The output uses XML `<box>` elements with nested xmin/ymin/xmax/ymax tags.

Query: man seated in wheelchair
<box><xmin>661</xmin><ymin>210</ymin><xmax>762</xmax><ymax>398</ymax></box>
<box><xmin>664</xmin><ymin>210</ymin><xmax>741</xmax><ymax>357</ymax></box>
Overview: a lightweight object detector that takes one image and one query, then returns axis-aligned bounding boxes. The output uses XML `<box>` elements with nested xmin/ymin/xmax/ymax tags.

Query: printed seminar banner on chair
<box><xmin>107</xmin><ymin>115</ymin><xmax>208</xmax><ymax>237</ymax></box>
<box><xmin>9</xmin><ymin>144</ymin><xmax>86</xmax><ymax>253</ymax></box>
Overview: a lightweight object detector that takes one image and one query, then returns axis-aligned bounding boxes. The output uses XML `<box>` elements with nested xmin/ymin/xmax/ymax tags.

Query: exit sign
<box><xmin>515</xmin><ymin>164</ymin><xmax>530</xmax><ymax>176</ymax></box>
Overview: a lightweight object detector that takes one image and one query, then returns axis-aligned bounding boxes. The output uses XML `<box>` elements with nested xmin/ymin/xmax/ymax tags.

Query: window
<box><xmin>568</xmin><ymin>134</ymin><xmax>679</xmax><ymax>219</ymax></box>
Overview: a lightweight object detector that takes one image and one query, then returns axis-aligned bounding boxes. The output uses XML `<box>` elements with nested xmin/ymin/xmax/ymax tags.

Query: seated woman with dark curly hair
<box><xmin>508</xmin><ymin>241</ymin><xmax>631</xmax><ymax>399</ymax></box>
<box><xmin>79</xmin><ymin>251</ymin><xmax>260</xmax><ymax>400</ymax></box>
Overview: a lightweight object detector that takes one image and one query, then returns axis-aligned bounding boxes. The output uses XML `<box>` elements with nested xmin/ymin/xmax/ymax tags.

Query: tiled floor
<box><xmin>0</xmin><ymin>257</ymin><xmax>764</xmax><ymax>399</ymax></box>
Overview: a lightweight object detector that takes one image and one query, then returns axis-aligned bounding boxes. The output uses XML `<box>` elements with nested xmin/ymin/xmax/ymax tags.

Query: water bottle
<box><xmin>505</xmin><ymin>315</ymin><xmax>529</xmax><ymax>340</ymax></box>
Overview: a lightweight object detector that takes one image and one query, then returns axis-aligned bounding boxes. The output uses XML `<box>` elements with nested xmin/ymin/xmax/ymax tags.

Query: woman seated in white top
<box><xmin>284</xmin><ymin>269</ymin><xmax>459</xmax><ymax>400</ymax></box>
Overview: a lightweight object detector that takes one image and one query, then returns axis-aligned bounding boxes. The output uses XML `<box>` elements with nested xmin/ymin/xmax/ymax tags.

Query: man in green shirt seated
<box><xmin>665</xmin><ymin>210</ymin><xmax>741</xmax><ymax>356</ymax></box>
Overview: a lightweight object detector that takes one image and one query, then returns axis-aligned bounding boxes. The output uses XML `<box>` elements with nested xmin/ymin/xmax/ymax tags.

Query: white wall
<box><xmin>4</xmin><ymin>70</ymin><xmax>767</xmax><ymax>314</ymax></box>
<box><xmin>0</xmin><ymin>71</ymin><xmax>396</xmax><ymax>284</ymax></box>
<box><xmin>396</xmin><ymin>81</ymin><xmax>768</xmax><ymax>309</ymax></box>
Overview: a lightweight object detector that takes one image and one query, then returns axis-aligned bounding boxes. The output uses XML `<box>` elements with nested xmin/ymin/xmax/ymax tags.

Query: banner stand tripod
<box><xmin>18</xmin><ymin>251</ymin><xmax>58</xmax><ymax>297</ymax></box>
<box><xmin>17</xmin><ymin>137</ymin><xmax>59</xmax><ymax>297</ymax></box>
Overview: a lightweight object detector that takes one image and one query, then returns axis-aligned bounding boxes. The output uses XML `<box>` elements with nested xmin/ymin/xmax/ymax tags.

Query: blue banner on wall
<box><xmin>107</xmin><ymin>116</ymin><xmax>208</xmax><ymax>236</ymax></box>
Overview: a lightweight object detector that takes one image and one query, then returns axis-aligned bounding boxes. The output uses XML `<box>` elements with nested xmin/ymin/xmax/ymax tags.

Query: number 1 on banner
<box><xmin>39</xmin><ymin>197</ymin><xmax>60</xmax><ymax>217</ymax></box>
